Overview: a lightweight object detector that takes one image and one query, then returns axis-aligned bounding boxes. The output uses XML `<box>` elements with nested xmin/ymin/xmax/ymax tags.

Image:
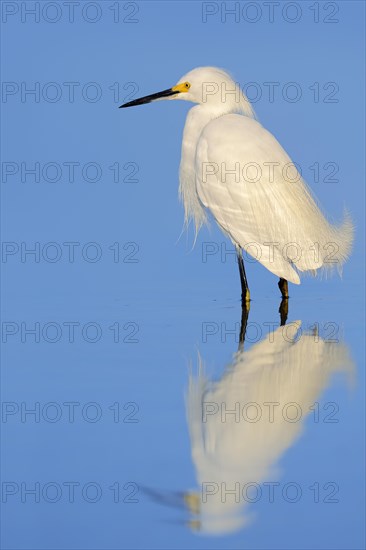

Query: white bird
<box><xmin>120</xmin><ymin>67</ymin><xmax>353</xmax><ymax>303</ymax></box>
<box><xmin>184</xmin><ymin>322</ymin><xmax>354</xmax><ymax>534</ymax></box>
<box><xmin>139</xmin><ymin>320</ymin><xmax>354</xmax><ymax>534</ymax></box>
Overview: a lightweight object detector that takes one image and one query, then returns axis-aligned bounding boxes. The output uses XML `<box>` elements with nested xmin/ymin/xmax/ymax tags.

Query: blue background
<box><xmin>1</xmin><ymin>1</ymin><xmax>365</xmax><ymax>548</ymax></box>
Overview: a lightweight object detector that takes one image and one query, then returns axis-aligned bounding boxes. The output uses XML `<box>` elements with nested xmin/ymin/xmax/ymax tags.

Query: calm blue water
<box><xmin>1</xmin><ymin>2</ymin><xmax>365</xmax><ymax>549</ymax></box>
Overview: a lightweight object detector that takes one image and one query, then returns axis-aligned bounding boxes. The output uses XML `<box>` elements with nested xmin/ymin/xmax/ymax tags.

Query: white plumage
<box><xmin>121</xmin><ymin>66</ymin><xmax>354</xmax><ymax>291</ymax></box>
<box><xmin>186</xmin><ymin>322</ymin><xmax>354</xmax><ymax>534</ymax></box>
<box><xmin>178</xmin><ymin>67</ymin><xmax>353</xmax><ymax>284</ymax></box>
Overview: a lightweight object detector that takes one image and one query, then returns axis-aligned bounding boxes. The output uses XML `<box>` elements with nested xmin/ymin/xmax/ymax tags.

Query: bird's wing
<box><xmin>195</xmin><ymin>114</ymin><xmax>342</xmax><ymax>283</ymax></box>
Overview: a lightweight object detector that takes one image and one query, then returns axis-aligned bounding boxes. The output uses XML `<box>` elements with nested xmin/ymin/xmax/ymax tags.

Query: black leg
<box><xmin>279</xmin><ymin>297</ymin><xmax>289</xmax><ymax>326</ymax></box>
<box><xmin>238</xmin><ymin>304</ymin><xmax>250</xmax><ymax>350</ymax></box>
<box><xmin>236</xmin><ymin>246</ymin><xmax>250</xmax><ymax>305</ymax></box>
<box><xmin>278</xmin><ymin>278</ymin><xmax>289</xmax><ymax>326</ymax></box>
<box><xmin>278</xmin><ymin>278</ymin><xmax>289</xmax><ymax>299</ymax></box>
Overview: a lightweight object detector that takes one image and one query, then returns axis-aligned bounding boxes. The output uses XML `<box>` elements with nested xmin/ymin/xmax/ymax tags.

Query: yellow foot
<box><xmin>242</xmin><ymin>288</ymin><xmax>250</xmax><ymax>305</ymax></box>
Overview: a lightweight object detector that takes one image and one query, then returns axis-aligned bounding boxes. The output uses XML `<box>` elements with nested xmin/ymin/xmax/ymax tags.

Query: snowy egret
<box><xmin>140</xmin><ymin>315</ymin><xmax>354</xmax><ymax>535</ymax></box>
<box><xmin>184</xmin><ymin>321</ymin><xmax>354</xmax><ymax>534</ymax></box>
<box><xmin>120</xmin><ymin>67</ymin><xmax>353</xmax><ymax>303</ymax></box>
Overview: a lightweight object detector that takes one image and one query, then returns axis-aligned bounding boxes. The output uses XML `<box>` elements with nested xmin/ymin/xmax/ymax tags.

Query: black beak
<box><xmin>119</xmin><ymin>88</ymin><xmax>179</xmax><ymax>108</ymax></box>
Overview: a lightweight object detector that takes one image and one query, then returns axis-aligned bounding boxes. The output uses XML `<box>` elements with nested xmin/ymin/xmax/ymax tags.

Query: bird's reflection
<box><xmin>143</xmin><ymin>300</ymin><xmax>354</xmax><ymax>535</ymax></box>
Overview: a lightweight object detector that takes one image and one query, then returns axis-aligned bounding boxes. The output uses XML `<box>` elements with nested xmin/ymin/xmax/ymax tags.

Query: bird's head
<box><xmin>119</xmin><ymin>66</ymin><xmax>255</xmax><ymax>117</ymax></box>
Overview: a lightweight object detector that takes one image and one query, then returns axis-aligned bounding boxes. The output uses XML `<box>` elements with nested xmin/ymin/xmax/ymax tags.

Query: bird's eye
<box><xmin>185</xmin><ymin>82</ymin><xmax>191</xmax><ymax>89</ymax></box>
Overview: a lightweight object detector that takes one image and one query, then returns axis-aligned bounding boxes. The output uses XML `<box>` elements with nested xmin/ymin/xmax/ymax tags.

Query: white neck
<box><xmin>178</xmin><ymin>105</ymin><xmax>223</xmax><ymax>234</ymax></box>
<box><xmin>178</xmin><ymin>97</ymin><xmax>256</xmax><ymax>235</ymax></box>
